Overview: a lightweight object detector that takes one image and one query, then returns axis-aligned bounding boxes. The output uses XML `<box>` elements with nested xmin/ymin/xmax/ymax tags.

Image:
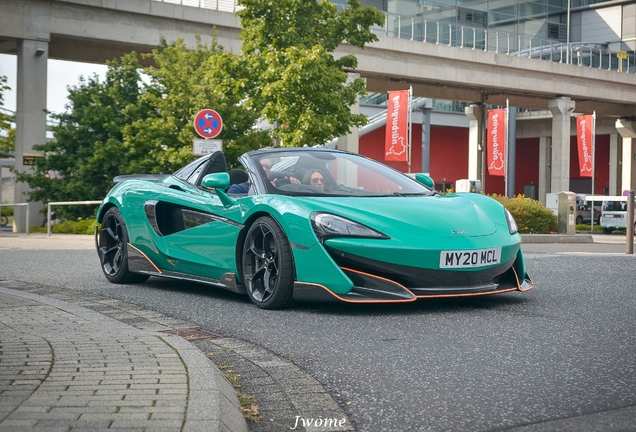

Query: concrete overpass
<box><xmin>2</xmin><ymin>0</ymin><xmax>636</xmax><ymax>230</ymax></box>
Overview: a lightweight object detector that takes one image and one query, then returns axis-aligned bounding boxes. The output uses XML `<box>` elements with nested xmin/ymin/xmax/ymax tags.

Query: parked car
<box><xmin>95</xmin><ymin>148</ymin><xmax>533</xmax><ymax>309</ymax></box>
<box><xmin>575</xmin><ymin>194</ymin><xmax>601</xmax><ymax>224</ymax></box>
<box><xmin>576</xmin><ymin>204</ymin><xmax>600</xmax><ymax>224</ymax></box>
<box><xmin>600</xmin><ymin>200</ymin><xmax>635</xmax><ymax>234</ymax></box>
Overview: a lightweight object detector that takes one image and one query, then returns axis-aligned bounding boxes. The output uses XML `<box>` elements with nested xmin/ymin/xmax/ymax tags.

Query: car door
<box><xmin>156</xmin><ymin>172</ymin><xmax>245</xmax><ymax>283</ymax></box>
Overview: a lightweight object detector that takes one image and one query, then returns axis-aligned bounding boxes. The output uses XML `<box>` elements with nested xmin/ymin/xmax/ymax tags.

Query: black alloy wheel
<box><xmin>242</xmin><ymin>216</ymin><xmax>295</xmax><ymax>309</ymax></box>
<box><xmin>98</xmin><ymin>207</ymin><xmax>149</xmax><ymax>284</ymax></box>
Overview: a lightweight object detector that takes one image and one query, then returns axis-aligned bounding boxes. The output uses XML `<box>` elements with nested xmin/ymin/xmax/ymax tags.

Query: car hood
<box><xmin>304</xmin><ymin>194</ymin><xmax>500</xmax><ymax>238</ymax></box>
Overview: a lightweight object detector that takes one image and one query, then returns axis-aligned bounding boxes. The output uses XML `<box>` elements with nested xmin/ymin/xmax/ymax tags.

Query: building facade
<box><xmin>348</xmin><ymin>0</ymin><xmax>636</xmax><ymax>201</ymax></box>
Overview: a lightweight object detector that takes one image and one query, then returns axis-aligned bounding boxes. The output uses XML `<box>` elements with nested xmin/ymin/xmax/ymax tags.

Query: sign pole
<box><xmin>407</xmin><ymin>86</ymin><xmax>413</xmax><ymax>173</ymax></box>
<box><xmin>591</xmin><ymin>111</ymin><xmax>596</xmax><ymax>230</ymax></box>
<box><xmin>627</xmin><ymin>190</ymin><xmax>634</xmax><ymax>254</ymax></box>
<box><xmin>504</xmin><ymin>99</ymin><xmax>509</xmax><ymax>197</ymax></box>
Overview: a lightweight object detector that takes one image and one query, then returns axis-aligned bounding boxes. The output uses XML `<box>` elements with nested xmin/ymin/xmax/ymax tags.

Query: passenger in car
<box><xmin>303</xmin><ymin>169</ymin><xmax>330</xmax><ymax>192</ymax></box>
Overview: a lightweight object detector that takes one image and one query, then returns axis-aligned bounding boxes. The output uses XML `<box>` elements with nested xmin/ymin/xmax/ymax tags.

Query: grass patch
<box><xmin>206</xmin><ymin>355</ymin><xmax>262</xmax><ymax>423</ymax></box>
<box><xmin>575</xmin><ymin>223</ymin><xmax>603</xmax><ymax>232</ymax></box>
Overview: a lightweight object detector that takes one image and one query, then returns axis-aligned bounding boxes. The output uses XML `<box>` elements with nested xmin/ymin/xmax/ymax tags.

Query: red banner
<box><xmin>576</xmin><ymin>115</ymin><xmax>594</xmax><ymax>177</ymax></box>
<box><xmin>385</xmin><ymin>90</ymin><xmax>409</xmax><ymax>162</ymax></box>
<box><xmin>487</xmin><ymin>109</ymin><xmax>507</xmax><ymax>176</ymax></box>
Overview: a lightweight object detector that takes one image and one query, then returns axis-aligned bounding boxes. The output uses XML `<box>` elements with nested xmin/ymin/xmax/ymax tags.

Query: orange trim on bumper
<box><xmin>128</xmin><ymin>243</ymin><xmax>162</xmax><ymax>274</ymax></box>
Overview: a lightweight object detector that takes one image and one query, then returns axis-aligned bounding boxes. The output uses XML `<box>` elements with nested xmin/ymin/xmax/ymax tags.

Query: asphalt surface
<box><xmin>1</xmin><ymin>234</ymin><xmax>636</xmax><ymax>431</ymax></box>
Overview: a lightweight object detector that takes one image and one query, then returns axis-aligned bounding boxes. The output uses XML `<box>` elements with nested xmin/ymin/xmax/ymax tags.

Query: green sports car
<box><xmin>96</xmin><ymin>147</ymin><xmax>533</xmax><ymax>309</ymax></box>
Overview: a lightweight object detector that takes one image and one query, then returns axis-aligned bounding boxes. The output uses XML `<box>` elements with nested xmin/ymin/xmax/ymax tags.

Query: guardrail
<box><xmin>156</xmin><ymin>0</ymin><xmax>634</xmax><ymax>75</ymax></box>
<box><xmin>376</xmin><ymin>14</ymin><xmax>634</xmax><ymax>74</ymax></box>
<box><xmin>152</xmin><ymin>0</ymin><xmax>241</xmax><ymax>13</ymax></box>
<box><xmin>0</xmin><ymin>203</ymin><xmax>30</xmax><ymax>235</ymax></box>
<box><xmin>47</xmin><ymin>201</ymin><xmax>102</xmax><ymax>236</ymax></box>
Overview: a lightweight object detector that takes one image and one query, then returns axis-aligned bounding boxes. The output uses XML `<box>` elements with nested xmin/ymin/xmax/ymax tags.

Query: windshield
<box><xmin>247</xmin><ymin>149</ymin><xmax>435</xmax><ymax>197</ymax></box>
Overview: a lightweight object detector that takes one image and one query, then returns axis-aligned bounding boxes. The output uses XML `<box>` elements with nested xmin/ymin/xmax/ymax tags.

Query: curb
<box><xmin>521</xmin><ymin>234</ymin><xmax>594</xmax><ymax>243</ymax></box>
<box><xmin>0</xmin><ymin>283</ymin><xmax>248</xmax><ymax>432</ymax></box>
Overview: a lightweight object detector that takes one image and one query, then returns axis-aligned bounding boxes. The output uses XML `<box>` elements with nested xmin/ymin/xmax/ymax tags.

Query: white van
<box><xmin>600</xmin><ymin>200</ymin><xmax>634</xmax><ymax>234</ymax></box>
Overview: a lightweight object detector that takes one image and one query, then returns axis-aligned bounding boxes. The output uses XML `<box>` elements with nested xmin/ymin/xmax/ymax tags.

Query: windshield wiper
<box><xmin>391</xmin><ymin>192</ymin><xmax>432</xmax><ymax>197</ymax></box>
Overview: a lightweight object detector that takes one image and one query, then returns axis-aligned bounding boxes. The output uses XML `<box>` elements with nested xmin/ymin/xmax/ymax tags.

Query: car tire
<box><xmin>576</xmin><ymin>215</ymin><xmax>583</xmax><ymax>224</ymax></box>
<box><xmin>97</xmin><ymin>207</ymin><xmax>149</xmax><ymax>284</ymax></box>
<box><xmin>242</xmin><ymin>216</ymin><xmax>295</xmax><ymax>309</ymax></box>
<box><xmin>602</xmin><ymin>227</ymin><xmax>612</xmax><ymax>234</ymax></box>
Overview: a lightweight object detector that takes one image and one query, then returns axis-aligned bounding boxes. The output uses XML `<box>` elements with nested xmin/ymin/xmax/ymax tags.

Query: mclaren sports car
<box><xmin>96</xmin><ymin>147</ymin><xmax>533</xmax><ymax>309</ymax></box>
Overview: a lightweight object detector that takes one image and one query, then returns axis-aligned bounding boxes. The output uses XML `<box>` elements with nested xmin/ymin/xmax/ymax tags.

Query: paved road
<box><xmin>2</xmin><ymin>235</ymin><xmax>635</xmax><ymax>431</ymax></box>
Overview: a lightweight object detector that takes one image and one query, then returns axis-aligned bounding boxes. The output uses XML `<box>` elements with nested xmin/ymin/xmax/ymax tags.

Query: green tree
<box><xmin>16</xmin><ymin>53</ymin><xmax>149</xmax><ymax>217</ymax></box>
<box><xmin>0</xmin><ymin>75</ymin><xmax>15</xmax><ymax>153</ymax></box>
<box><xmin>236</xmin><ymin>0</ymin><xmax>385</xmax><ymax>147</ymax></box>
<box><xmin>16</xmin><ymin>36</ymin><xmax>266</xmax><ymax>216</ymax></box>
<box><xmin>123</xmin><ymin>35</ymin><xmax>269</xmax><ymax>173</ymax></box>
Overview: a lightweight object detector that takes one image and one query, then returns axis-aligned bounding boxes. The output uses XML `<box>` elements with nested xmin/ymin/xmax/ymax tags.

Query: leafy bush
<box><xmin>490</xmin><ymin>194</ymin><xmax>557</xmax><ymax>234</ymax></box>
<box><xmin>1</xmin><ymin>202</ymin><xmax>14</xmax><ymax>217</ymax></box>
<box><xmin>31</xmin><ymin>218</ymin><xmax>97</xmax><ymax>235</ymax></box>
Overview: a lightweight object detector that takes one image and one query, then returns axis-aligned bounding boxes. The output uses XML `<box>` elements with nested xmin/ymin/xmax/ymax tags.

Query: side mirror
<box><xmin>202</xmin><ymin>172</ymin><xmax>230</xmax><ymax>190</ymax></box>
<box><xmin>202</xmin><ymin>173</ymin><xmax>234</xmax><ymax>207</ymax></box>
<box><xmin>414</xmin><ymin>173</ymin><xmax>435</xmax><ymax>189</ymax></box>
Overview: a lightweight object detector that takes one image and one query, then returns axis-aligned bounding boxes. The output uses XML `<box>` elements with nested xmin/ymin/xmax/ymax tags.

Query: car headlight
<box><xmin>504</xmin><ymin>208</ymin><xmax>518</xmax><ymax>234</ymax></box>
<box><xmin>311</xmin><ymin>213</ymin><xmax>388</xmax><ymax>241</ymax></box>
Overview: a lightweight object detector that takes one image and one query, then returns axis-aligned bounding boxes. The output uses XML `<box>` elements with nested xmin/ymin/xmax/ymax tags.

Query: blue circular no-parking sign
<box><xmin>194</xmin><ymin>109</ymin><xmax>223</xmax><ymax>139</ymax></box>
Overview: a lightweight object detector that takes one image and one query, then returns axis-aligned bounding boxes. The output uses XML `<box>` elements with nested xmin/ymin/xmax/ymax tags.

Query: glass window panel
<box><xmin>490</xmin><ymin>11</ymin><xmax>518</xmax><ymax>25</ymax></box>
<box><xmin>547</xmin><ymin>10</ymin><xmax>564</xmax><ymax>24</ymax></box>
<box><xmin>457</xmin><ymin>0</ymin><xmax>488</xmax><ymax>6</ymax></box>
<box><xmin>547</xmin><ymin>0</ymin><xmax>567</xmax><ymax>9</ymax></box>
<box><xmin>518</xmin><ymin>18</ymin><xmax>548</xmax><ymax>38</ymax></box>
<box><xmin>521</xmin><ymin>2</ymin><xmax>548</xmax><ymax>17</ymax></box>
<box><xmin>426</xmin><ymin>0</ymin><xmax>458</xmax><ymax>6</ymax></box>
<box><xmin>492</xmin><ymin>4</ymin><xmax>518</xmax><ymax>15</ymax></box>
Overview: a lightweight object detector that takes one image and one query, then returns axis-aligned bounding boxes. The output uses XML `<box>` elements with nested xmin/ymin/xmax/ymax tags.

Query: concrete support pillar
<box><xmin>609</xmin><ymin>133</ymin><xmax>620</xmax><ymax>195</ymax></box>
<box><xmin>14</xmin><ymin>39</ymin><xmax>48</xmax><ymax>232</ymax></box>
<box><xmin>337</xmin><ymin>73</ymin><xmax>360</xmax><ymax>155</ymax></box>
<box><xmin>548</xmin><ymin>97</ymin><xmax>575</xmax><ymax>193</ymax></box>
<box><xmin>421</xmin><ymin>107</ymin><xmax>431</xmax><ymax>175</ymax></box>
<box><xmin>464</xmin><ymin>104</ymin><xmax>483</xmax><ymax>181</ymax></box>
<box><xmin>337</xmin><ymin>73</ymin><xmax>360</xmax><ymax>187</ymax></box>
<box><xmin>620</xmin><ymin>137</ymin><xmax>632</xmax><ymax>195</ymax></box>
<box><xmin>616</xmin><ymin>119</ymin><xmax>636</xmax><ymax>194</ymax></box>
<box><xmin>538</xmin><ymin>136</ymin><xmax>551</xmax><ymax>205</ymax></box>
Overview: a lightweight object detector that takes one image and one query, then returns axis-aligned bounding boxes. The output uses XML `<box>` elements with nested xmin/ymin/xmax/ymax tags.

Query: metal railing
<box><xmin>47</xmin><ymin>201</ymin><xmax>102</xmax><ymax>236</ymax></box>
<box><xmin>376</xmin><ymin>13</ymin><xmax>634</xmax><ymax>74</ymax></box>
<box><xmin>0</xmin><ymin>203</ymin><xmax>31</xmax><ymax>235</ymax></box>
<box><xmin>152</xmin><ymin>0</ymin><xmax>241</xmax><ymax>13</ymax></box>
<box><xmin>154</xmin><ymin>0</ymin><xmax>634</xmax><ymax>75</ymax></box>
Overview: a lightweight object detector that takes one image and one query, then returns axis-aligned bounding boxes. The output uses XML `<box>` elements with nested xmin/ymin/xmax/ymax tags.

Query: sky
<box><xmin>0</xmin><ymin>53</ymin><xmax>107</xmax><ymax>117</ymax></box>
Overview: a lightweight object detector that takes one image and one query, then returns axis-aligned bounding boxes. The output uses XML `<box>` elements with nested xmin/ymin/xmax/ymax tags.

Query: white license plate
<box><xmin>439</xmin><ymin>248</ymin><xmax>502</xmax><ymax>269</ymax></box>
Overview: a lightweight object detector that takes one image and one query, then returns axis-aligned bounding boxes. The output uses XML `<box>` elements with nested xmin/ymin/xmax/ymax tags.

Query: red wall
<box><xmin>360</xmin><ymin>124</ymin><xmax>423</xmax><ymax>173</ymax></box>
<box><xmin>570</xmin><ymin>134</ymin><xmax>609</xmax><ymax>194</ymax></box>
<box><xmin>359</xmin><ymin>123</ymin><xmax>611</xmax><ymax>197</ymax></box>
<box><xmin>359</xmin><ymin>125</ymin><xmax>469</xmax><ymax>188</ymax></box>
<box><xmin>485</xmin><ymin>137</ymin><xmax>540</xmax><ymax>196</ymax></box>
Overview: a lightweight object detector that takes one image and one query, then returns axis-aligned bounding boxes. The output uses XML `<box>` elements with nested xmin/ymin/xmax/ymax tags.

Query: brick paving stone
<box><xmin>0</xmin><ymin>286</ymin><xmax>247</xmax><ymax>432</ymax></box>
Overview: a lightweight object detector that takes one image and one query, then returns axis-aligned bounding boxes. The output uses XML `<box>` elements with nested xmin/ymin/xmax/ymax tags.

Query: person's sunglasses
<box><xmin>311</xmin><ymin>177</ymin><xmax>324</xmax><ymax>184</ymax></box>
